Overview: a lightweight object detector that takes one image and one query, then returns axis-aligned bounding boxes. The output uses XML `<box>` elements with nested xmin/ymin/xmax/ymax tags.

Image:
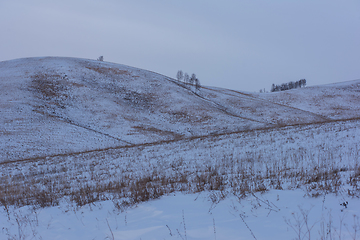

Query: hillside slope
<box><xmin>250</xmin><ymin>80</ymin><xmax>360</xmax><ymax>120</ymax></box>
<box><xmin>1</xmin><ymin>57</ymin><xmax>360</xmax><ymax>240</ymax></box>
<box><xmin>1</xmin><ymin>57</ymin><xmax>360</xmax><ymax>162</ymax></box>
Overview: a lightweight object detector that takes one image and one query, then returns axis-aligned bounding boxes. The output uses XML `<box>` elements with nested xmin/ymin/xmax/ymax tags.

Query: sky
<box><xmin>1</xmin><ymin>0</ymin><xmax>359</xmax><ymax>92</ymax></box>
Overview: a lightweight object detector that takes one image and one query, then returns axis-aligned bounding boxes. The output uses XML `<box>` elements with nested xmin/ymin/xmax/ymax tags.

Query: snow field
<box><xmin>1</xmin><ymin>57</ymin><xmax>360</xmax><ymax>239</ymax></box>
<box><xmin>1</xmin><ymin>118</ymin><xmax>359</xmax><ymax>210</ymax></box>
<box><xmin>1</xmin><ymin>190</ymin><xmax>359</xmax><ymax>240</ymax></box>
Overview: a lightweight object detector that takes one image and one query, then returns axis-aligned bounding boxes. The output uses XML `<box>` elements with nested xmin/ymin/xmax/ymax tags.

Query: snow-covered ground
<box><xmin>251</xmin><ymin>79</ymin><xmax>360</xmax><ymax>120</ymax></box>
<box><xmin>0</xmin><ymin>57</ymin><xmax>266</xmax><ymax>162</ymax></box>
<box><xmin>1</xmin><ymin>57</ymin><xmax>360</xmax><ymax>240</ymax></box>
<box><xmin>1</xmin><ymin>190</ymin><xmax>359</xmax><ymax>240</ymax></box>
<box><xmin>3</xmin><ymin>57</ymin><xmax>359</xmax><ymax>162</ymax></box>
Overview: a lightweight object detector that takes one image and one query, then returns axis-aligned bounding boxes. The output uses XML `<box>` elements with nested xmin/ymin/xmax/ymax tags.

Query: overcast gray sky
<box><xmin>1</xmin><ymin>0</ymin><xmax>359</xmax><ymax>92</ymax></box>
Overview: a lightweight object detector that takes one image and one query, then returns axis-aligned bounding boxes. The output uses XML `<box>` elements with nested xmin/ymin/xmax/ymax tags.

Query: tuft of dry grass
<box><xmin>85</xmin><ymin>66</ymin><xmax>131</xmax><ymax>76</ymax></box>
<box><xmin>1</xmin><ymin>155</ymin><xmax>357</xmax><ymax>210</ymax></box>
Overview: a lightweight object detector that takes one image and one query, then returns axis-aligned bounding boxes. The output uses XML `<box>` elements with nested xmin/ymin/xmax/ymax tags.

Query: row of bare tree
<box><xmin>176</xmin><ymin>70</ymin><xmax>201</xmax><ymax>91</ymax></box>
<box><xmin>271</xmin><ymin>79</ymin><xmax>306</xmax><ymax>92</ymax></box>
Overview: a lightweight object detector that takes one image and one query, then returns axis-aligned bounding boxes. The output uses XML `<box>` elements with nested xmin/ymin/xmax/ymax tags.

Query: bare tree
<box><xmin>184</xmin><ymin>73</ymin><xmax>190</xmax><ymax>85</ymax></box>
<box><xmin>190</xmin><ymin>73</ymin><xmax>196</xmax><ymax>85</ymax></box>
<box><xmin>271</xmin><ymin>79</ymin><xmax>307</xmax><ymax>92</ymax></box>
<box><xmin>195</xmin><ymin>78</ymin><xmax>201</xmax><ymax>91</ymax></box>
<box><xmin>176</xmin><ymin>70</ymin><xmax>184</xmax><ymax>82</ymax></box>
<box><xmin>299</xmin><ymin>79</ymin><xmax>307</xmax><ymax>87</ymax></box>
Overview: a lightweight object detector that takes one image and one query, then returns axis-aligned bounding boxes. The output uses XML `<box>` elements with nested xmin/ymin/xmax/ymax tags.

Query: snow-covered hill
<box><xmin>252</xmin><ymin>79</ymin><xmax>360</xmax><ymax>120</ymax></box>
<box><xmin>1</xmin><ymin>57</ymin><xmax>360</xmax><ymax>240</ymax></box>
<box><xmin>2</xmin><ymin>57</ymin><xmax>356</xmax><ymax>162</ymax></box>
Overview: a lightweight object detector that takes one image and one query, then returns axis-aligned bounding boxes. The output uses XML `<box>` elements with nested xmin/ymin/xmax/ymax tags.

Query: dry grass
<box><xmin>169</xmin><ymin>110</ymin><xmax>212</xmax><ymax>124</ymax></box>
<box><xmin>348</xmin><ymin>165</ymin><xmax>360</xmax><ymax>196</ymax></box>
<box><xmin>85</xmin><ymin>66</ymin><xmax>131</xmax><ymax>76</ymax></box>
<box><xmin>0</xmin><ymin>147</ymin><xmax>358</xmax><ymax>210</ymax></box>
<box><xmin>30</xmin><ymin>73</ymin><xmax>68</xmax><ymax>101</ymax></box>
<box><xmin>131</xmin><ymin>126</ymin><xmax>184</xmax><ymax>140</ymax></box>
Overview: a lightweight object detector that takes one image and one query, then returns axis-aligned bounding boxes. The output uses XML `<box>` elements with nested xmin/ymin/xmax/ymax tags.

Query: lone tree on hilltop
<box><xmin>97</xmin><ymin>56</ymin><xmax>104</xmax><ymax>61</ymax></box>
<box><xmin>176</xmin><ymin>70</ymin><xmax>184</xmax><ymax>81</ymax></box>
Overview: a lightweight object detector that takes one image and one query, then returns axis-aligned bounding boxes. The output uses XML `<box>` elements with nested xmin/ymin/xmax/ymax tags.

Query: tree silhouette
<box><xmin>176</xmin><ymin>70</ymin><xmax>184</xmax><ymax>81</ymax></box>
